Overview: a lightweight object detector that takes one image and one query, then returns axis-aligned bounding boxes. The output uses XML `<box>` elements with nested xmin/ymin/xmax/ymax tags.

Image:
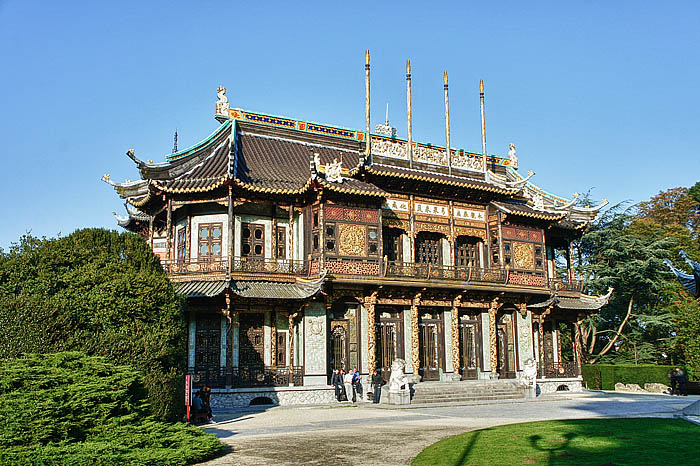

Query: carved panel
<box><xmin>325</xmin><ymin>260</ymin><xmax>381</xmax><ymax>275</ymax></box>
<box><xmin>325</xmin><ymin>205</ymin><xmax>378</xmax><ymax>224</ymax></box>
<box><xmin>502</xmin><ymin>226</ymin><xmax>543</xmax><ymax>243</ymax></box>
<box><xmin>508</xmin><ymin>272</ymin><xmax>546</xmax><ymax>287</ymax></box>
<box><xmin>453</xmin><ymin>226</ymin><xmax>486</xmax><ymax>240</ymax></box>
<box><xmin>513</xmin><ymin>242</ymin><xmax>535</xmax><ymax>270</ymax></box>
<box><xmin>414</xmin><ymin>221</ymin><xmax>450</xmax><ymax>236</ymax></box>
<box><xmin>338</xmin><ymin>224</ymin><xmax>366</xmax><ymax>256</ymax></box>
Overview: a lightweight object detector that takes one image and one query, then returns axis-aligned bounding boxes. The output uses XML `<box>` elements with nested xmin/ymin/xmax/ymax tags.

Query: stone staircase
<box><xmin>410</xmin><ymin>379</ymin><xmax>526</xmax><ymax>404</ymax></box>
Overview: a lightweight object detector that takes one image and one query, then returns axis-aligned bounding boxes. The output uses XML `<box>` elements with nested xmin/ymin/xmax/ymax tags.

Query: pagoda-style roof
<box><xmin>104</xmin><ymin>105</ymin><xmax>605</xmax><ymax>228</ymax></box>
<box><xmin>529</xmin><ymin>287</ymin><xmax>614</xmax><ymax>312</ymax></box>
<box><xmin>173</xmin><ymin>276</ymin><xmax>324</xmax><ymax>300</ymax></box>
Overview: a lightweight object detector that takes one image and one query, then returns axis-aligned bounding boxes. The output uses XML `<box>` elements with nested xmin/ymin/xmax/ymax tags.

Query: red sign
<box><xmin>184</xmin><ymin>375</ymin><xmax>192</xmax><ymax>421</ymax></box>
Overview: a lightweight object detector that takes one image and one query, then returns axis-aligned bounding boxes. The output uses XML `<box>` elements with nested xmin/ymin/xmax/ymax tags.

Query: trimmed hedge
<box><xmin>582</xmin><ymin>364</ymin><xmax>677</xmax><ymax>390</ymax></box>
<box><xmin>0</xmin><ymin>352</ymin><xmax>223</xmax><ymax>466</ymax></box>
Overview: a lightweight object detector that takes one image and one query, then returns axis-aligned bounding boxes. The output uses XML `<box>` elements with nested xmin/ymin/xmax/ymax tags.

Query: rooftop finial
<box><xmin>406</xmin><ymin>59</ymin><xmax>411</xmax><ymax>74</ymax></box>
<box><xmin>365</xmin><ymin>49</ymin><xmax>370</xmax><ymax>65</ymax></box>
<box><xmin>172</xmin><ymin>129</ymin><xmax>178</xmax><ymax>153</ymax></box>
<box><xmin>444</xmin><ymin>70</ymin><xmax>448</xmax><ymax>86</ymax></box>
<box><xmin>480</xmin><ymin>79</ymin><xmax>484</xmax><ymax>93</ymax></box>
<box><xmin>385</xmin><ymin>102</ymin><xmax>389</xmax><ymax>126</ymax></box>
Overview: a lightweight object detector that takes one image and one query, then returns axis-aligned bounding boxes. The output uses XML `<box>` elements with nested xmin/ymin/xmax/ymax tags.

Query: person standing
<box><xmin>670</xmin><ymin>368</ymin><xmax>679</xmax><ymax>395</ymax></box>
<box><xmin>371</xmin><ymin>368</ymin><xmax>385</xmax><ymax>404</ymax></box>
<box><xmin>344</xmin><ymin>368</ymin><xmax>355</xmax><ymax>402</ymax></box>
<box><xmin>331</xmin><ymin>369</ymin><xmax>342</xmax><ymax>401</ymax></box>
<box><xmin>676</xmin><ymin>367</ymin><xmax>689</xmax><ymax>396</ymax></box>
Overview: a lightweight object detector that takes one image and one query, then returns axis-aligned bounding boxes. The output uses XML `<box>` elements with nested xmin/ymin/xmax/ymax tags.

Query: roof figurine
<box><xmin>325</xmin><ymin>157</ymin><xmax>344</xmax><ymax>183</ymax></box>
<box><xmin>215</xmin><ymin>85</ymin><xmax>229</xmax><ymax>116</ymax></box>
<box><xmin>508</xmin><ymin>143</ymin><xmax>518</xmax><ymax>169</ymax></box>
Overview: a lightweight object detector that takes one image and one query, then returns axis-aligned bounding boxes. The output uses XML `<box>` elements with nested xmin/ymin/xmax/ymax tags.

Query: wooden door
<box><xmin>497</xmin><ymin>313</ymin><xmax>516</xmax><ymax>379</ymax></box>
<box><xmin>459</xmin><ymin>317</ymin><xmax>481</xmax><ymax>380</ymax></box>
<box><xmin>329</xmin><ymin>320</ymin><xmax>349</xmax><ymax>371</ymax></box>
<box><xmin>419</xmin><ymin>313</ymin><xmax>444</xmax><ymax>381</ymax></box>
<box><xmin>376</xmin><ymin>312</ymin><xmax>403</xmax><ymax>375</ymax></box>
<box><xmin>194</xmin><ymin>314</ymin><xmax>221</xmax><ymax>369</ymax></box>
<box><xmin>239</xmin><ymin>313</ymin><xmax>265</xmax><ymax>367</ymax></box>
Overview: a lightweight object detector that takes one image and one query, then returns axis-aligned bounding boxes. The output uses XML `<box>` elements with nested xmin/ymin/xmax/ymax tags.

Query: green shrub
<box><xmin>0</xmin><ymin>229</ymin><xmax>186</xmax><ymax>421</ymax></box>
<box><xmin>0</xmin><ymin>352</ymin><xmax>223</xmax><ymax>466</ymax></box>
<box><xmin>582</xmin><ymin>364</ymin><xmax>677</xmax><ymax>390</ymax></box>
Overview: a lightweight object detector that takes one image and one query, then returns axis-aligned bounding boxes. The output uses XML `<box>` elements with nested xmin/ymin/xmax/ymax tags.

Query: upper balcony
<box><xmin>162</xmin><ymin>257</ymin><xmax>585</xmax><ymax>293</ymax></box>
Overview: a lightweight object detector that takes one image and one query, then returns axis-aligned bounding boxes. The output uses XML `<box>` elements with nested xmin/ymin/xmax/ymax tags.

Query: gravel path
<box><xmin>199</xmin><ymin>392</ymin><xmax>699</xmax><ymax>465</ymax></box>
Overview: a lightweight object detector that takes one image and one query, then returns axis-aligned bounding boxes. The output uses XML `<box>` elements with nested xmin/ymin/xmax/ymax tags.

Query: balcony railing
<box><xmin>163</xmin><ymin>257</ymin><xmax>575</xmax><ymax>292</ymax></box>
<box><xmin>188</xmin><ymin>365</ymin><xmax>304</xmax><ymax>389</ymax></box>
<box><xmin>162</xmin><ymin>258</ymin><xmax>309</xmax><ymax>276</ymax></box>
<box><xmin>538</xmin><ymin>362</ymin><xmax>580</xmax><ymax>378</ymax></box>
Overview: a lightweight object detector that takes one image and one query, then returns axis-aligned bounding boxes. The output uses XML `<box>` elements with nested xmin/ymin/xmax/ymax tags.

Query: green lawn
<box><xmin>412</xmin><ymin>418</ymin><xmax>700</xmax><ymax>466</ymax></box>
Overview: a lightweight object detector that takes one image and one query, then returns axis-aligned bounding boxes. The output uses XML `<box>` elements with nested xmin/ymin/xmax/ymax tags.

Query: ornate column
<box><xmin>166</xmin><ymin>198</ymin><xmax>172</xmax><ymax>261</ymax></box>
<box><xmin>488</xmin><ymin>298</ymin><xmax>499</xmax><ymax>376</ymax></box>
<box><xmin>271</xmin><ymin>310</ymin><xmax>277</xmax><ymax>367</ymax></box>
<box><xmin>574</xmin><ymin>320</ymin><xmax>584</xmax><ymax>372</ymax></box>
<box><xmin>411</xmin><ymin>292</ymin><xmax>421</xmax><ymax>380</ymax></box>
<box><xmin>409</xmin><ymin>195</ymin><xmax>415</xmax><ymax>263</ymax></box>
<box><xmin>288</xmin><ymin>311</ymin><xmax>298</xmax><ymax>373</ymax></box>
<box><xmin>451</xmin><ymin>295</ymin><xmax>461</xmax><ymax>377</ymax></box>
<box><xmin>365</xmin><ymin>291</ymin><xmax>378</xmax><ymax>374</ymax></box>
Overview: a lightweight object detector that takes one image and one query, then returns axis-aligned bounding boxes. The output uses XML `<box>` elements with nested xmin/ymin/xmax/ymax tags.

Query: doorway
<box><xmin>419</xmin><ymin>310</ymin><xmax>444</xmax><ymax>381</ymax></box>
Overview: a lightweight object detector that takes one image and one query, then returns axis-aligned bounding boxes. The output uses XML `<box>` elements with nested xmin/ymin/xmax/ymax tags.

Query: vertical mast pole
<box><xmin>365</xmin><ymin>49</ymin><xmax>371</xmax><ymax>161</ymax></box>
<box><xmin>407</xmin><ymin>59</ymin><xmax>413</xmax><ymax>169</ymax></box>
<box><xmin>480</xmin><ymin>79</ymin><xmax>487</xmax><ymax>173</ymax></box>
<box><xmin>444</xmin><ymin>71</ymin><xmax>451</xmax><ymax>176</ymax></box>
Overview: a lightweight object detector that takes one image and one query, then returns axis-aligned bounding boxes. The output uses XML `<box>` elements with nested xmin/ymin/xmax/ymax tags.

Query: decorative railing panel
<box><xmin>549</xmin><ymin>279</ymin><xmax>585</xmax><ymax>292</ymax></box>
<box><xmin>508</xmin><ymin>271</ymin><xmax>547</xmax><ymax>287</ymax></box>
<box><xmin>231</xmin><ymin>259</ymin><xmax>308</xmax><ymax>275</ymax></box>
<box><xmin>188</xmin><ymin>365</ymin><xmax>304</xmax><ymax>389</ymax></box>
<box><xmin>164</xmin><ymin>259</ymin><xmax>227</xmax><ymax>275</ymax></box>
<box><xmin>538</xmin><ymin>362</ymin><xmax>580</xmax><ymax>378</ymax></box>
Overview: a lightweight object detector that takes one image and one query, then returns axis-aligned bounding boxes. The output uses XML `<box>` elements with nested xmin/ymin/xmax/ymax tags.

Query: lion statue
<box><xmin>389</xmin><ymin>359</ymin><xmax>409</xmax><ymax>391</ymax></box>
<box><xmin>518</xmin><ymin>358</ymin><xmax>537</xmax><ymax>388</ymax></box>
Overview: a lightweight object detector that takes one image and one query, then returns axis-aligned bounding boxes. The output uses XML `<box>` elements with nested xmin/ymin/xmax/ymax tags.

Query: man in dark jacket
<box><xmin>676</xmin><ymin>367</ymin><xmax>689</xmax><ymax>396</ymax></box>
<box><xmin>331</xmin><ymin>369</ymin><xmax>342</xmax><ymax>401</ymax></box>
<box><xmin>371</xmin><ymin>369</ymin><xmax>385</xmax><ymax>403</ymax></box>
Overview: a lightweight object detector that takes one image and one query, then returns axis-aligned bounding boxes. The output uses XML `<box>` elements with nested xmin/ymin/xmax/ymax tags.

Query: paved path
<box><xmin>200</xmin><ymin>392</ymin><xmax>699</xmax><ymax>465</ymax></box>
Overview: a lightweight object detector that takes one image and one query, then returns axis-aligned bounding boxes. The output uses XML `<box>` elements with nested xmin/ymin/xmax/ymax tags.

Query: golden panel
<box><xmin>338</xmin><ymin>224</ymin><xmax>366</xmax><ymax>256</ymax></box>
<box><xmin>513</xmin><ymin>241</ymin><xmax>535</xmax><ymax>270</ymax></box>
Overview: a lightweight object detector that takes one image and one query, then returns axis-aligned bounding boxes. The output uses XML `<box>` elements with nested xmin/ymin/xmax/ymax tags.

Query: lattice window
<box><xmin>198</xmin><ymin>223</ymin><xmax>222</xmax><ymax>261</ymax></box>
<box><xmin>416</xmin><ymin>233</ymin><xmax>442</xmax><ymax>265</ymax></box>
<box><xmin>535</xmin><ymin>244</ymin><xmax>544</xmax><ymax>270</ymax></box>
<box><xmin>276</xmin><ymin>226</ymin><xmax>287</xmax><ymax>259</ymax></box>
<box><xmin>176</xmin><ymin>227</ymin><xmax>187</xmax><ymax>262</ymax></box>
<box><xmin>325</xmin><ymin>223</ymin><xmax>336</xmax><ymax>253</ymax></box>
<box><xmin>383</xmin><ymin>228</ymin><xmax>402</xmax><ymax>262</ymax></box>
<box><xmin>503</xmin><ymin>241</ymin><xmax>512</xmax><ymax>267</ymax></box>
<box><xmin>491</xmin><ymin>230</ymin><xmax>500</xmax><ymax>265</ymax></box>
<box><xmin>242</xmin><ymin>223</ymin><xmax>264</xmax><ymax>258</ymax></box>
<box><xmin>455</xmin><ymin>236</ymin><xmax>480</xmax><ymax>268</ymax></box>
<box><xmin>276</xmin><ymin>332</ymin><xmax>287</xmax><ymax>367</ymax></box>
<box><xmin>368</xmin><ymin>226</ymin><xmax>379</xmax><ymax>255</ymax></box>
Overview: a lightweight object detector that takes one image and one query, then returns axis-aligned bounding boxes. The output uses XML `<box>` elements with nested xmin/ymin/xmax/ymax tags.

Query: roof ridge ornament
<box><xmin>325</xmin><ymin>157</ymin><xmax>344</xmax><ymax>183</ymax></box>
<box><xmin>215</xmin><ymin>86</ymin><xmax>230</xmax><ymax>116</ymax></box>
<box><xmin>508</xmin><ymin>143</ymin><xmax>518</xmax><ymax>169</ymax></box>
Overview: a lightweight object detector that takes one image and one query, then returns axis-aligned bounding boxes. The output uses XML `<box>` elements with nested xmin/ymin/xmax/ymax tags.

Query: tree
<box><xmin>578</xmin><ymin>212</ymin><xmax>673</xmax><ymax>363</ymax></box>
<box><xmin>0</xmin><ymin>229</ymin><xmax>186</xmax><ymax>421</ymax></box>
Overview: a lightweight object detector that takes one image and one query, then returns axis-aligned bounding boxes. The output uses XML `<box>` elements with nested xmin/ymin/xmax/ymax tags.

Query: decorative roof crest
<box><xmin>215</xmin><ymin>86</ymin><xmax>230</xmax><ymax>116</ymax></box>
<box><xmin>325</xmin><ymin>158</ymin><xmax>344</xmax><ymax>183</ymax></box>
<box><xmin>508</xmin><ymin>143</ymin><xmax>518</xmax><ymax>169</ymax></box>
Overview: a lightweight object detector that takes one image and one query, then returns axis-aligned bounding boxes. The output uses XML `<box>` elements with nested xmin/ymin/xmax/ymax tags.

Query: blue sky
<box><xmin>1</xmin><ymin>1</ymin><xmax>698</xmax><ymax>249</ymax></box>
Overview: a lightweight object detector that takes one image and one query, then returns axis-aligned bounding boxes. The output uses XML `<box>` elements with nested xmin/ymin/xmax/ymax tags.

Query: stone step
<box><xmin>410</xmin><ymin>380</ymin><xmax>526</xmax><ymax>404</ymax></box>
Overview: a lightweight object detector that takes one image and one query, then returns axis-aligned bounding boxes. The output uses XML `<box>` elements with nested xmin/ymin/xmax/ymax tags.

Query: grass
<box><xmin>412</xmin><ymin>418</ymin><xmax>700</xmax><ymax>466</ymax></box>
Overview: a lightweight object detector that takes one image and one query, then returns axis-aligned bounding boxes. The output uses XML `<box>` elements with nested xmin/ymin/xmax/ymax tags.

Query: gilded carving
<box><xmin>366</xmin><ymin>291</ymin><xmax>378</xmax><ymax>374</ymax></box>
<box><xmin>270</xmin><ymin>312</ymin><xmax>277</xmax><ymax>366</ymax></box>
<box><xmin>414</xmin><ymin>221</ymin><xmax>450</xmax><ymax>236</ymax></box>
<box><xmin>338</xmin><ymin>224</ymin><xmax>366</xmax><ymax>256</ymax></box>
<box><xmin>451</xmin><ymin>296</ymin><xmax>461</xmax><ymax>375</ymax></box>
<box><xmin>489</xmin><ymin>299</ymin><xmax>499</xmax><ymax>374</ymax></box>
<box><xmin>410</xmin><ymin>294</ymin><xmax>421</xmax><ymax>378</ymax></box>
<box><xmin>453</xmin><ymin>226</ymin><xmax>486</xmax><ymax>240</ymax></box>
<box><xmin>513</xmin><ymin>242</ymin><xmax>535</xmax><ymax>270</ymax></box>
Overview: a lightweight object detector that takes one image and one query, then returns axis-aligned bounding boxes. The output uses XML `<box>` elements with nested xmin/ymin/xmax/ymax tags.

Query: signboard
<box><xmin>184</xmin><ymin>375</ymin><xmax>192</xmax><ymax>421</ymax></box>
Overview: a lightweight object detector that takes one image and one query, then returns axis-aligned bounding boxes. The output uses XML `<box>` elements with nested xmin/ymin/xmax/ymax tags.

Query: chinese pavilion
<box><xmin>104</xmin><ymin>53</ymin><xmax>612</xmax><ymax>406</ymax></box>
